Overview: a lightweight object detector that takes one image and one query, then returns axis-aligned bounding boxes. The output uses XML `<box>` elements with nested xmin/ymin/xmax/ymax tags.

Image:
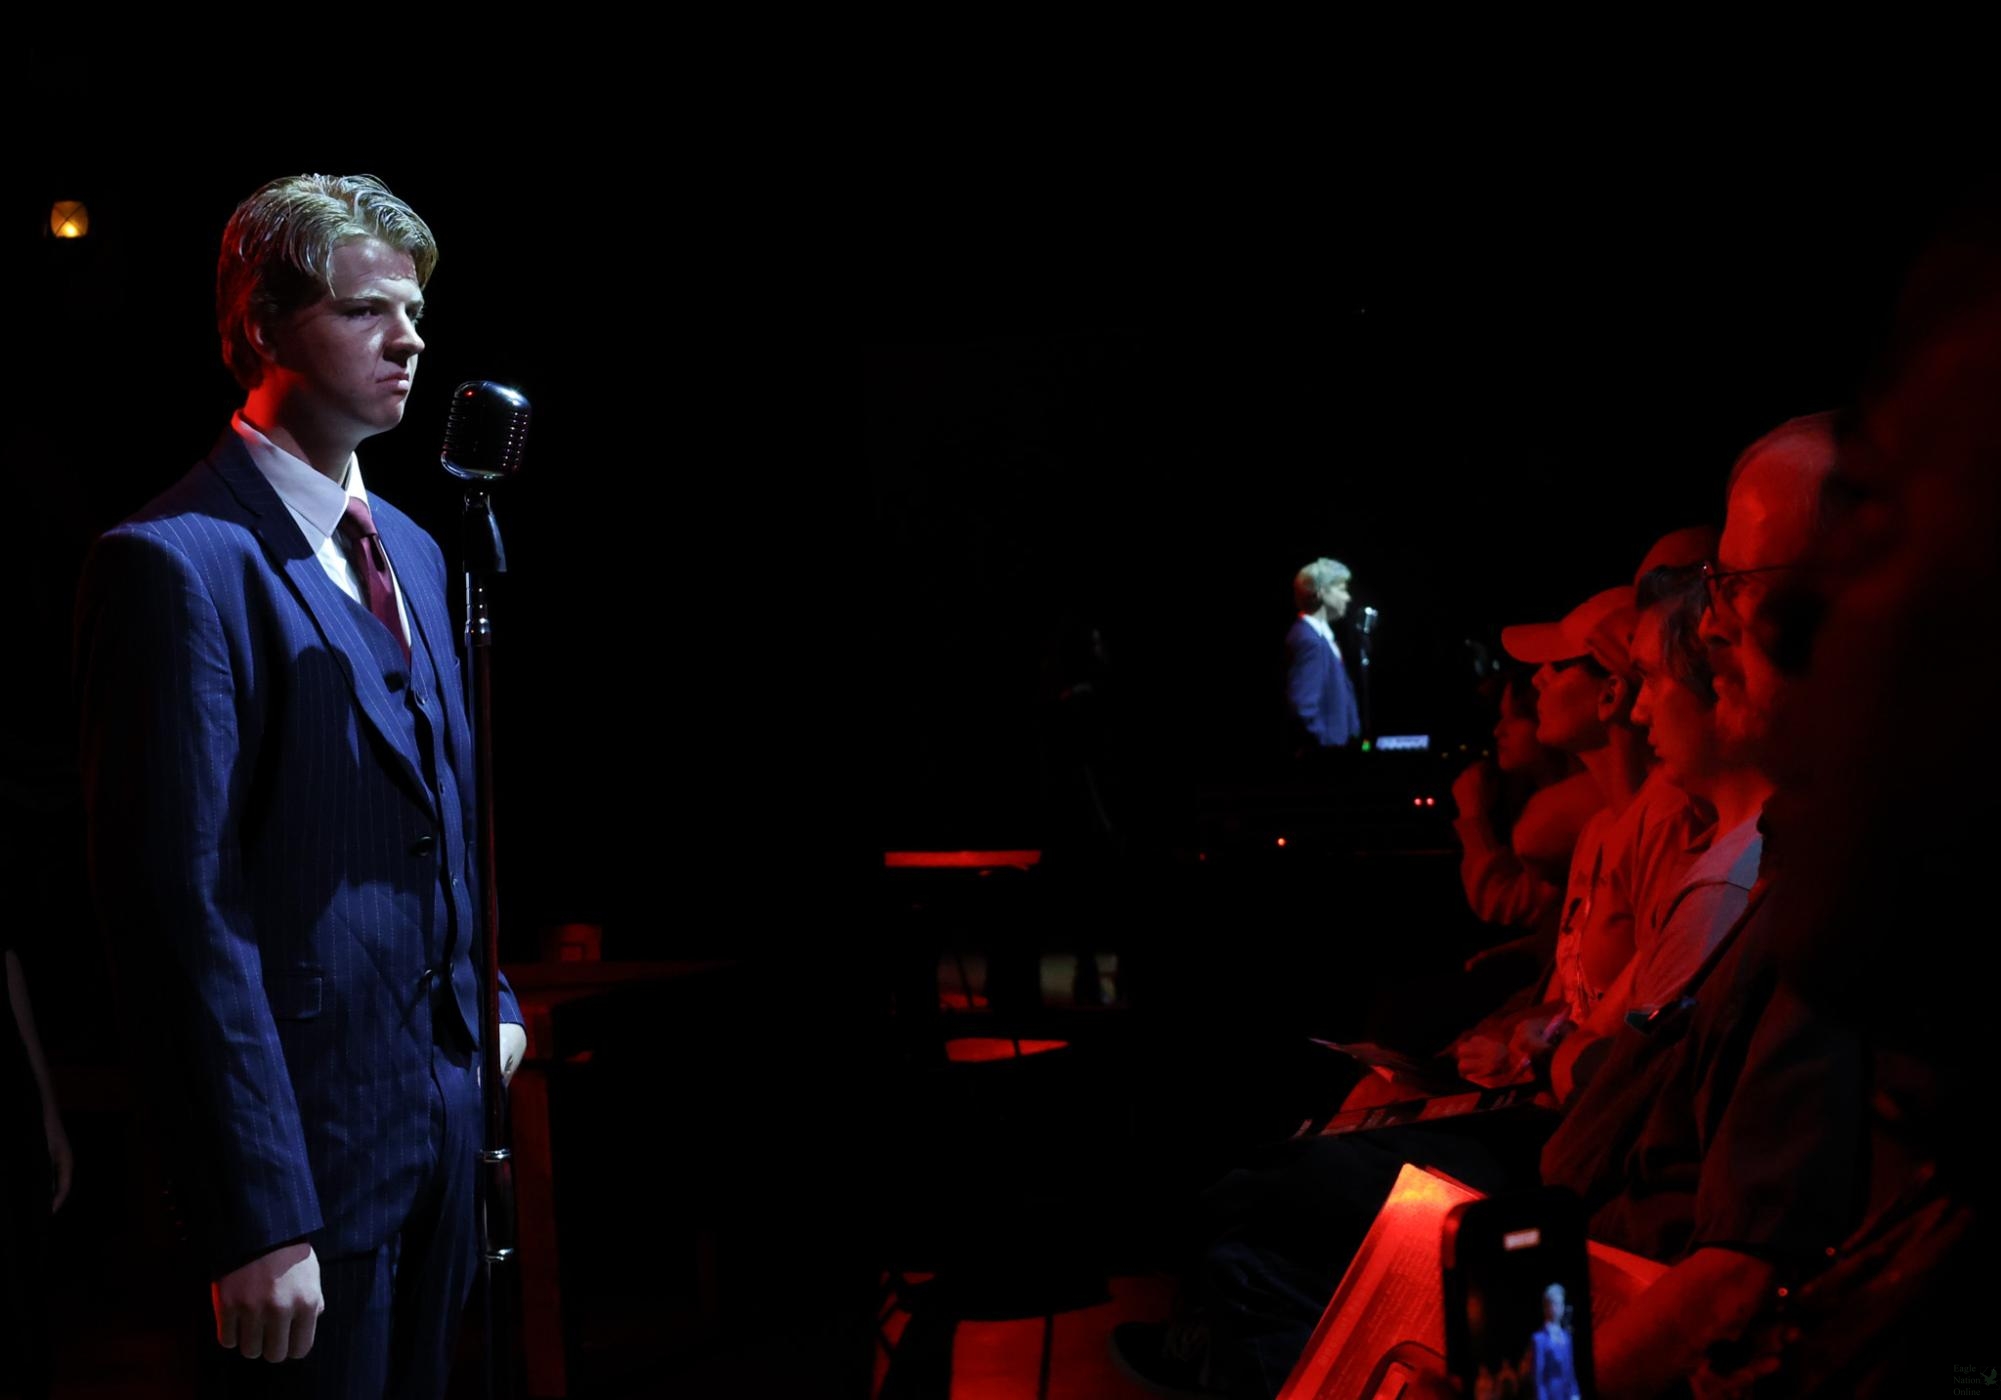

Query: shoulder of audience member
<box><xmin>1622</xmin><ymin>769</ymin><xmax>1704</xmax><ymax>861</ymax></box>
<box><xmin>1512</xmin><ymin>772</ymin><xmax>1608</xmax><ymax>871</ymax></box>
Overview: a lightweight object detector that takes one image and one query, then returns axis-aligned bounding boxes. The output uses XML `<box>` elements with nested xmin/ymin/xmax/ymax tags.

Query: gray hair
<box><xmin>1294</xmin><ymin>557</ymin><xmax>1352</xmax><ymax>611</ymax></box>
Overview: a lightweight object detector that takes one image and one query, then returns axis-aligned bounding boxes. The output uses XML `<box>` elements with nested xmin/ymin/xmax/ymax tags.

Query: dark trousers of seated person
<box><xmin>1184</xmin><ymin>1124</ymin><xmax>1523</xmax><ymax>1400</ymax></box>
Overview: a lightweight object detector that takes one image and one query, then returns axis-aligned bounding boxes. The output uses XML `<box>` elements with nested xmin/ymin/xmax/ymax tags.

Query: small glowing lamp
<box><xmin>51</xmin><ymin>200</ymin><xmax>89</xmax><ymax>239</ymax></box>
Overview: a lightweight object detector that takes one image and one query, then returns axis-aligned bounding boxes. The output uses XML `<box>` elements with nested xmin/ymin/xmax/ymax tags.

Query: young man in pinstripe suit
<box><xmin>78</xmin><ymin>175</ymin><xmax>527</xmax><ymax>1398</ymax></box>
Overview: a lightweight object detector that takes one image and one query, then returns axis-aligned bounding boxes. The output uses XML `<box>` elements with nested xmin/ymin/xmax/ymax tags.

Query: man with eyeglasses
<box><xmin>1696</xmin><ymin>223</ymin><xmax>2001</xmax><ymax>1396</ymax></box>
<box><xmin>1697</xmin><ymin>414</ymin><xmax>1834</xmax><ymax>762</ymax></box>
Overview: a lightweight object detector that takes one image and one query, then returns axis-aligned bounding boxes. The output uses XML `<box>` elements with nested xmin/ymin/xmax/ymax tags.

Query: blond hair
<box><xmin>216</xmin><ymin>174</ymin><xmax>438</xmax><ymax>390</ymax></box>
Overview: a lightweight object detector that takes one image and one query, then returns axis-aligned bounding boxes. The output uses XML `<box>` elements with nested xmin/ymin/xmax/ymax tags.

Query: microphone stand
<box><xmin>463</xmin><ymin>486</ymin><xmax>519</xmax><ymax>1400</ymax></box>
<box><xmin>1356</xmin><ymin>606</ymin><xmax>1377</xmax><ymax>742</ymax></box>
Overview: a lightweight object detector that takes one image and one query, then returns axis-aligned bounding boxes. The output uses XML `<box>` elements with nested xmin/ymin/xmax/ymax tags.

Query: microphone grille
<box><xmin>441</xmin><ymin>381</ymin><xmax>531</xmax><ymax>481</ymax></box>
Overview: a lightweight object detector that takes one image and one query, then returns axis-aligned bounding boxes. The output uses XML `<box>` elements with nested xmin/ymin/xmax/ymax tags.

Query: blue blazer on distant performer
<box><xmin>1285</xmin><ymin>616</ymin><xmax>1361</xmax><ymax>747</ymax></box>
<box><xmin>76</xmin><ymin>428</ymin><xmax>521</xmax><ymax>1275</ymax></box>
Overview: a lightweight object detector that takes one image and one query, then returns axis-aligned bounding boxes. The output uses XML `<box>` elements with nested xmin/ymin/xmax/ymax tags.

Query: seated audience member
<box><xmin>1539</xmin><ymin>412</ymin><xmax>1867</xmax><ymax>1398</ymax></box>
<box><xmin>1456</xmin><ymin>585</ymin><xmax>1691</xmax><ymax>1086</ymax></box>
<box><xmin>1362</xmin><ymin>567</ymin><xmax>1698</xmax><ymax>1106</ymax></box>
<box><xmin>1545</xmin><ymin>564</ymin><xmax>1766</xmax><ymax>1100</ymax></box>
<box><xmin>1452</xmin><ymin>667</ymin><xmax>1601</xmax><ymax>941</ymax></box>
<box><xmin>1690</xmin><ymin>216</ymin><xmax>2001</xmax><ymax>1398</ymax></box>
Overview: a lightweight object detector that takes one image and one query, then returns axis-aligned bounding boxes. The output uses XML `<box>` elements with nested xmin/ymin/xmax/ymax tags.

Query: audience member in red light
<box><xmin>1687</xmin><ymin>211</ymin><xmax>2001</xmax><ymax>1399</ymax></box>
<box><xmin>1451</xmin><ymin>668</ymin><xmax>1601</xmax><ymax>943</ymax></box>
<box><xmin>1454</xmin><ymin>586</ymin><xmax>1688</xmax><ymax>1087</ymax></box>
<box><xmin>1543</xmin><ymin>566</ymin><xmax>1765</xmax><ymax>1102</ymax></box>
<box><xmin>1360</xmin><ymin>549</ymin><xmax>1703</xmax><ymax>1107</ymax></box>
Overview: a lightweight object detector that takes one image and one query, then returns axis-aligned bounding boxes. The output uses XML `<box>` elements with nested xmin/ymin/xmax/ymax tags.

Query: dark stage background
<box><xmin>9</xmin><ymin>84</ymin><xmax>1969</xmax><ymax>952</ymax></box>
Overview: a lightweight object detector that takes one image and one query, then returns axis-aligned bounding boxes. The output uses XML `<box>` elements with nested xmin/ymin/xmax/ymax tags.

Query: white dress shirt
<box><xmin>233</xmin><ymin>413</ymin><xmax>411</xmax><ymax>644</ymax></box>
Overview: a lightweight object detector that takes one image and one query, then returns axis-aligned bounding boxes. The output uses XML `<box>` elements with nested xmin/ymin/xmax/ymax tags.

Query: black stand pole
<box><xmin>464</xmin><ymin>488</ymin><xmax>519</xmax><ymax>1400</ymax></box>
<box><xmin>1355</xmin><ymin>606</ymin><xmax>1377</xmax><ymax>742</ymax></box>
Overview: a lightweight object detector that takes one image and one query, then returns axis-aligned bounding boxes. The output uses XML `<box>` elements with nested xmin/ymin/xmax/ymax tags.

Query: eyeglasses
<box><xmin>1700</xmin><ymin>559</ymin><xmax>1801</xmax><ymax>612</ymax></box>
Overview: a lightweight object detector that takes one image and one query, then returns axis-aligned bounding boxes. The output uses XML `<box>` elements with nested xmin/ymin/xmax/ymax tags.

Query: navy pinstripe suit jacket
<box><xmin>77</xmin><ymin>428</ymin><xmax>522</xmax><ymax>1273</ymax></box>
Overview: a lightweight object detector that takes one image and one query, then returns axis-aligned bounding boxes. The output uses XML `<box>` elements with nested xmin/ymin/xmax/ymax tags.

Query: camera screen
<box><xmin>1460</xmin><ymin>1238</ymin><xmax>1587</xmax><ymax>1400</ymax></box>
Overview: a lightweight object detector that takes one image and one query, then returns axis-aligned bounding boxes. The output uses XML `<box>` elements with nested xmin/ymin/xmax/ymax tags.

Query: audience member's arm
<box><xmin>1453</xmin><ymin>762</ymin><xmax>1562</xmax><ymax>930</ymax></box>
<box><xmin>1599</xmin><ymin>978</ymin><xmax>1864</xmax><ymax>1395</ymax></box>
<box><xmin>1546</xmin><ymin>959</ymin><xmax>1641</xmax><ymax>1100</ymax></box>
<box><xmin>1594</xmin><ymin>1247</ymin><xmax>1775</xmax><ymax>1400</ymax></box>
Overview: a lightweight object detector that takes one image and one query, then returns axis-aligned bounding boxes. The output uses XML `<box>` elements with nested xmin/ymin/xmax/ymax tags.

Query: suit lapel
<box><xmin>206</xmin><ymin>435</ymin><xmax>440</xmax><ymax>822</ymax></box>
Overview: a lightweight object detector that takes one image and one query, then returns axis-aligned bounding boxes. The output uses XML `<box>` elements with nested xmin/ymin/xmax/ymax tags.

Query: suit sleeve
<box><xmin>1285</xmin><ymin>625</ymin><xmax>1327</xmax><ymax>742</ymax></box>
<box><xmin>77</xmin><ymin>529</ymin><xmax>324</xmax><ymax>1270</ymax></box>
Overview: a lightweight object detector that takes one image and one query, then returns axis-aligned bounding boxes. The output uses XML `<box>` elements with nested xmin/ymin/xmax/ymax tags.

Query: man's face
<box><xmin>256</xmin><ymin>236</ymin><xmax>425</xmax><ymax>444</ymax></box>
<box><xmin>1319</xmin><ymin>578</ymin><xmax>1351</xmax><ymax>619</ymax></box>
<box><xmin>1628</xmin><ymin>606</ymin><xmax>1718</xmax><ymax>791</ymax></box>
<box><xmin>1531</xmin><ymin>658</ymin><xmax>1604</xmax><ymax>753</ymax></box>
<box><xmin>1699</xmin><ymin>456</ymin><xmax>1811</xmax><ymax>763</ymax></box>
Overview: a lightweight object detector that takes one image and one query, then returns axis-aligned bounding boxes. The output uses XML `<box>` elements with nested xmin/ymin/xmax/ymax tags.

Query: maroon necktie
<box><xmin>337</xmin><ymin>497</ymin><xmax>411</xmax><ymax>665</ymax></box>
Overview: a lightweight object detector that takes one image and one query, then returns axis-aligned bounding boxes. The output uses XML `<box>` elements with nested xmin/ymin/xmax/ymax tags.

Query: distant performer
<box><xmin>1530</xmin><ymin>1282</ymin><xmax>1580</xmax><ymax>1400</ymax></box>
<box><xmin>1286</xmin><ymin>557</ymin><xmax>1362</xmax><ymax>749</ymax></box>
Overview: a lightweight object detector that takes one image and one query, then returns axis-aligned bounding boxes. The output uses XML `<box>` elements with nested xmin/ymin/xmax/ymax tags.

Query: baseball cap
<box><xmin>1501</xmin><ymin>586</ymin><xmax>1636</xmax><ymax>674</ymax></box>
<box><xmin>1633</xmin><ymin>524</ymin><xmax>1720</xmax><ymax>589</ymax></box>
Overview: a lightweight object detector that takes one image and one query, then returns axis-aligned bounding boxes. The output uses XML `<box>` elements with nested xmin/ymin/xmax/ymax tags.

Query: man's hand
<box><xmin>500</xmin><ymin>1022</ymin><xmax>527</xmax><ymax>1085</ymax></box>
<box><xmin>1509</xmin><ymin>1011</ymin><xmax>1568</xmax><ymax>1064</ymax></box>
<box><xmin>1454</xmin><ymin>1033</ymin><xmax>1524</xmax><ymax>1086</ymax></box>
<box><xmin>213</xmin><ymin>1241</ymin><xmax>323</xmax><ymax>1362</ymax></box>
<box><xmin>1451</xmin><ymin>758</ymin><xmax>1500</xmax><ymax>823</ymax></box>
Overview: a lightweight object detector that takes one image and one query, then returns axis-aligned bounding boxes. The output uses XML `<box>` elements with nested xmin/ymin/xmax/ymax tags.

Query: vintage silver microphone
<box><xmin>443</xmin><ymin>380</ymin><xmax>530</xmax><ymax>1400</ymax></box>
<box><xmin>443</xmin><ymin>380</ymin><xmax>531</xmax><ymax>481</ymax></box>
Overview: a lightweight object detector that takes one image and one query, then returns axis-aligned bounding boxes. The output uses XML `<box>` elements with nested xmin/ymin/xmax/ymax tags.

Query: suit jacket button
<box><xmin>411</xmin><ymin>835</ymin><xmax>437</xmax><ymax>856</ymax></box>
